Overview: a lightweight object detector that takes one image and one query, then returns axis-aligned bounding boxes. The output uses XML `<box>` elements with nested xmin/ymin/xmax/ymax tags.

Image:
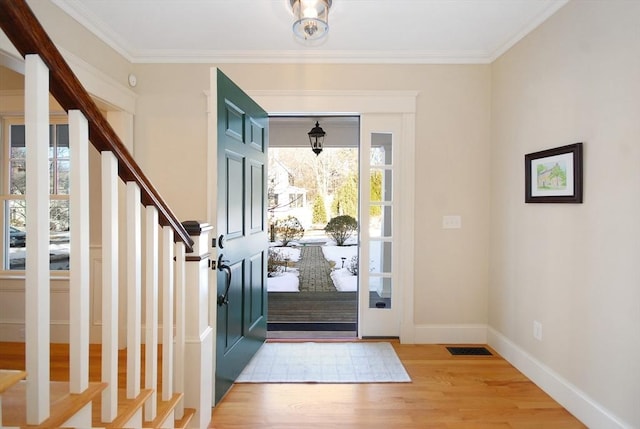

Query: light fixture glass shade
<box><xmin>290</xmin><ymin>0</ymin><xmax>331</xmax><ymax>40</ymax></box>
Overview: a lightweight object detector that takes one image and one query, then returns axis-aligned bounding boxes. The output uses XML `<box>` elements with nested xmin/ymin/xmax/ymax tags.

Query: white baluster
<box><xmin>145</xmin><ymin>206</ymin><xmax>159</xmax><ymax>420</ymax></box>
<box><xmin>174</xmin><ymin>242</ymin><xmax>186</xmax><ymax>419</ymax></box>
<box><xmin>69</xmin><ymin>110</ymin><xmax>90</xmax><ymax>394</ymax></box>
<box><xmin>101</xmin><ymin>151</ymin><xmax>119</xmax><ymax>422</ymax></box>
<box><xmin>126</xmin><ymin>182</ymin><xmax>142</xmax><ymax>399</ymax></box>
<box><xmin>24</xmin><ymin>54</ymin><xmax>50</xmax><ymax>425</ymax></box>
<box><xmin>162</xmin><ymin>226</ymin><xmax>174</xmax><ymax>401</ymax></box>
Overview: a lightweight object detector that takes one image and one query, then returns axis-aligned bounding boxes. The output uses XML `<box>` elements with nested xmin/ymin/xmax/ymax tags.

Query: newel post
<box><xmin>181</xmin><ymin>221</ymin><xmax>214</xmax><ymax>428</ymax></box>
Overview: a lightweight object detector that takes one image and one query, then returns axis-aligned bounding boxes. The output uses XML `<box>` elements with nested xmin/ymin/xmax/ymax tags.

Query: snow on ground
<box><xmin>267</xmin><ymin>271</ymin><xmax>299</xmax><ymax>292</ymax></box>
<box><xmin>321</xmin><ymin>244</ymin><xmax>357</xmax><ymax>267</ymax></box>
<box><xmin>267</xmin><ymin>242</ymin><xmax>362</xmax><ymax>293</ymax></box>
<box><xmin>322</xmin><ymin>245</ymin><xmax>359</xmax><ymax>292</ymax></box>
<box><xmin>331</xmin><ymin>268</ymin><xmax>357</xmax><ymax>292</ymax></box>
<box><xmin>269</xmin><ymin>246</ymin><xmax>301</xmax><ymax>262</ymax></box>
<box><xmin>267</xmin><ymin>246</ymin><xmax>301</xmax><ymax>292</ymax></box>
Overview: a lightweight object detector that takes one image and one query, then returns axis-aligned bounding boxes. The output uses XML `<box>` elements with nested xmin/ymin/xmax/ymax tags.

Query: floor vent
<box><xmin>446</xmin><ymin>346</ymin><xmax>492</xmax><ymax>356</ymax></box>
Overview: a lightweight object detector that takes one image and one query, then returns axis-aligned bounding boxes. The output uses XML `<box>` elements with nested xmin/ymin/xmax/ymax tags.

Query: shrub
<box><xmin>274</xmin><ymin>216</ymin><xmax>304</xmax><ymax>246</ymax></box>
<box><xmin>325</xmin><ymin>215</ymin><xmax>357</xmax><ymax>246</ymax></box>
<box><xmin>312</xmin><ymin>195</ymin><xmax>327</xmax><ymax>224</ymax></box>
<box><xmin>347</xmin><ymin>255</ymin><xmax>358</xmax><ymax>275</ymax></box>
<box><xmin>267</xmin><ymin>248</ymin><xmax>286</xmax><ymax>277</ymax></box>
<box><xmin>331</xmin><ymin>173</ymin><xmax>358</xmax><ymax>218</ymax></box>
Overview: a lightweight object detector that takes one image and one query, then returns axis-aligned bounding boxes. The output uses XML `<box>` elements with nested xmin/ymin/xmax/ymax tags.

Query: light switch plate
<box><xmin>442</xmin><ymin>215</ymin><xmax>462</xmax><ymax>229</ymax></box>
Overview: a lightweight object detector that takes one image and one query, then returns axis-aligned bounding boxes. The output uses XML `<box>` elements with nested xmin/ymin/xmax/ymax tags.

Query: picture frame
<box><xmin>525</xmin><ymin>142</ymin><xmax>583</xmax><ymax>203</ymax></box>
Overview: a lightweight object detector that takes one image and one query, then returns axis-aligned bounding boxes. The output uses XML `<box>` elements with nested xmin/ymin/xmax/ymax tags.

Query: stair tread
<box><xmin>1</xmin><ymin>380</ymin><xmax>106</xmax><ymax>427</ymax></box>
<box><xmin>0</xmin><ymin>369</ymin><xmax>26</xmax><ymax>394</ymax></box>
<box><xmin>174</xmin><ymin>407</ymin><xmax>196</xmax><ymax>428</ymax></box>
<box><xmin>142</xmin><ymin>392</ymin><xmax>183</xmax><ymax>427</ymax></box>
<box><xmin>93</xmin><ymin>387</ymin><xmax>153</xmax><ymax>428</ymax></box>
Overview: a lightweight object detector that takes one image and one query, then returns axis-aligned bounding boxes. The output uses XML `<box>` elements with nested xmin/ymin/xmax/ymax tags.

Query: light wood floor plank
<box><xmin>209</xmin><ymin>342</ymin><xmax>586</xmax><ymax>429</ymax></box>
<box><xmin>0</xmin><ymin>341</ymin><xmax>586</xmax><ymax>428</ymax></box>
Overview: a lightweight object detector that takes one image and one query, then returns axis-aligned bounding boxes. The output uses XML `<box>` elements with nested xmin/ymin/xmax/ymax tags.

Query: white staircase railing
<box><xmin>0</xmin><ymin>1</ymin><xmax>203</xmax><ymax>427</ymax></box>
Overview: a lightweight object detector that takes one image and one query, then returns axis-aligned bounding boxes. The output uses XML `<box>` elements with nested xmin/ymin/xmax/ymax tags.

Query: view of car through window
<box><xmin>9</xmin><ymin>226</ymin><xmax>26</xmax><ymax>247</ymax></box>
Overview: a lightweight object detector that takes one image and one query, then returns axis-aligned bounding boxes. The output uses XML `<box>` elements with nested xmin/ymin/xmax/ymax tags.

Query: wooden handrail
<box><xmin>0</xmin><ymin>0</ymin><xmax>194</xmax><ymax>252</ymax></box>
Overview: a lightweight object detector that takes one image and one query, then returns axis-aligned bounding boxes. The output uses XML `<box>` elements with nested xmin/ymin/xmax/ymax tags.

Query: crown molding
<box><xmin>127</xmin><ymin>49</ymin><xmax>492</xmax><ymax>65</ymax></box>
<box><xmin>51</xmin><ymin>0</ymin><xmax>136</xmax><ymax>63</ymax></box>
<box><xmin>488</xmin><ymin>0</ymin><xmax>569</xmax><ymax>62</ymax></box>
<box><xmin>51</xmin><ymin>0</ymin><xmax>568</xmax><ymax>65</ymax></box>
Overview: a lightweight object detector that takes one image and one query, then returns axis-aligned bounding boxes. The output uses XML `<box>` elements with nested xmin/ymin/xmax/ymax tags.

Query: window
<box><xmin>289</xmin><ymin>192</ymin><xmax>304</xmax><ymax>208</ymax></box>
<box><xmin>3</xmin><ymin>117</ymin><xmax>70</xmax><ymax>271</ymax></box>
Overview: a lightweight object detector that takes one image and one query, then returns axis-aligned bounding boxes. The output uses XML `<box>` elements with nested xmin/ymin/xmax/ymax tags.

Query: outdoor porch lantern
<box><xmin>308</xmin><ymin>121</ymin><xmax>326</xmax><ymax>156</ymax></box>
<box><xmin>290</xmin><ymin>0</ymin><xmax>332</xmax><ymax>41</ymax></box>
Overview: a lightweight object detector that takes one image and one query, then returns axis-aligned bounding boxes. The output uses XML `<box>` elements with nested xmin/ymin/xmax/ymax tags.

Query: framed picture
<box><xmin>525</xmin><ymin>143</ymin><xmax>583</xmax><ymax>203</ymax></box>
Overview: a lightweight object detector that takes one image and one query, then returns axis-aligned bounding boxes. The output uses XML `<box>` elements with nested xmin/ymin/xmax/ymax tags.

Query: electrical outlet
<box><xmin>533</xmin><ymin>320</ymin><xmax>542</xmax><ymax>341</ymax></box>
<box><xmin>18</xmin><ymin>326</ymin><xmax>25</xmax><ymax>340</ymax></box>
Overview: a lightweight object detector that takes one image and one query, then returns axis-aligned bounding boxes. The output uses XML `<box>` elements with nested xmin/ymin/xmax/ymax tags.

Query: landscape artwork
<box><xmin>525</xmin><ymin>143</ymin><xmax>583</xmax><ymax>203</ymax></box>
<box><xmin>531</xmin><ymin>153</ymin><xmax>572</xmax><ymax>197</ymax></box>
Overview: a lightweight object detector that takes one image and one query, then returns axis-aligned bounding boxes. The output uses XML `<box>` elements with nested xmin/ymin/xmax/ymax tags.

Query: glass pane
<box><xmin>49</xmin><ymin>161</ymin><xmax>55</xmax><ymax>194</ymax></box>
<box><xmin>371</xmin><ymin>132</ymin><xmax>392</xmax><ymax>166</ymax></box>
<box><xmin>56</xmin><ymin>125</ymin><xmax>70</xmax><ymax>158</ymax></box>
<box><xmin>370</xmin><ymin>169</ymin><xmax>392</xmax><ymax>202</ymax></box>
<box><xmin>369</xmin><ymin>240</ymin><xmax>392</xmax><ymax>274</ymax></box>
<box><xmin>7</xmin><ymin>199</ymin><xmax>26</xmax><ymax>270</ymax></box>
<box><xmin>50</xmin><ymin>200</ymin><xmax>70</xmax><ymax>270</ymax></box>
<box><xmin>10</xmin><ymin>160</ymin><xmax>26</xmax><ymax>195</ymax></box>
<box><xmin>48</xmin><ymin>125</ymin><xmax>55</xmax><ymax>158</ymax></box>
<box><xmin>368</xmin><ymin>277</ymin><xmax>392</xmax><ymax>309</ymax></box>
<box><xmin>56</xmin><ymin>160</ymin><xmax>70</xmax><ymax>194</ymax></box>
<box><xmin>10</xmin><ymin>125</ymin><xmax>26</xmax><ymax>158</ymax></box>
<box><xmin>5</xmin><ymin>199</ymin><xmax>70</xmax><ymax>271</ymax></box>
<box><xmin>369</xmin><ymin>205</ymin><xmax>392</xmax><ymax>238</ymax></box>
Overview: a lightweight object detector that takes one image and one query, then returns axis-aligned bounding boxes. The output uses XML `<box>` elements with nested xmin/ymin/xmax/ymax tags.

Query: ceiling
<box><xmin>51</xmin><ymin>0</ymin><xmax>568</xmax><ymax>64</ymax></box>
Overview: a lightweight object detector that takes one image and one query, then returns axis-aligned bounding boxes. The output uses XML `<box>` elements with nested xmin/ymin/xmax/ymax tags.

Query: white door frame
<box><xmin>247</xmin><ymin>90</ymin><xmax>417</xmax><ymax>343</ymax></box>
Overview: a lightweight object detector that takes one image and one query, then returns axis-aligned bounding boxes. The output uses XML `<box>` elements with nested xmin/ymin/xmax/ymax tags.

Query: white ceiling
<box><xmin>51</xmin><ymin>0</ymin><xmax>568</xmax><ymax>64</ymax></box>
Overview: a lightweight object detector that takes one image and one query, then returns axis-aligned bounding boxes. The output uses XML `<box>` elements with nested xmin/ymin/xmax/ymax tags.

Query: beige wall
<box><xmin>27</xmin><ymin>0</ymin><xmax>132</xmax><ymax>88</ymax></box>
<box><xmin>490</xmin><ymin>1</ymin><xmax>640</xmax><ymax>426</ymax></box>
<box><xmin>5</xmin><ymin>1</ymin><xmax>494</xmax><ymax>348</ymax></box>
<box><xmin>10</xmin><ymin>0</ymin><xmax>639</xmax><ymax>425</ymax></box>
<box><xmin>131</xmin><ymin>63</ymin><xmax>492</xmax><ymax>328</ymax></box>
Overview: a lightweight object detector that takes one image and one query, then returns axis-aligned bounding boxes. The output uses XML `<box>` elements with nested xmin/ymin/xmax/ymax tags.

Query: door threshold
<box><xmin>268</xmin><ymin>322</ymin><xmax>356</xmax><ymax>331</ymax></box>
<box><xmin>267</xmin><ymin>331</ymin><xmax>357</xmax><ymax>340</ymax></box>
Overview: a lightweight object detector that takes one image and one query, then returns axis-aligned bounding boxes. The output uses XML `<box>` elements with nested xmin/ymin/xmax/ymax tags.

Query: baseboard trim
<box><xmin>488</xmin><ymin>327</ymin><xmax>632</xmax><ymax>429</ymax></box>
<box><xmin>413</xmin><ymin>323</ymin><xmax>488</xmax><ymax>344</ymax></box>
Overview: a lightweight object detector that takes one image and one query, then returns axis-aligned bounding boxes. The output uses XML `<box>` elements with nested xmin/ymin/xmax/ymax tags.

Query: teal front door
<box><xmin>215</xmin><ymin>69</ymin><xmax>268</xmax><ymax>403</ymax></box>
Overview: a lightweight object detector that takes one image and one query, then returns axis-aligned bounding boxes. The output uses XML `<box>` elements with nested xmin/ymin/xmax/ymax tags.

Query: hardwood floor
<box><xmin>0</xmin><ymin>341</ymin><xmax>586</xmax><ymax>428</ymax></box>
<box><xmin>209</xmin><ymin>342</ymin><xmax>586</xmax><ymax>429</ymax></box>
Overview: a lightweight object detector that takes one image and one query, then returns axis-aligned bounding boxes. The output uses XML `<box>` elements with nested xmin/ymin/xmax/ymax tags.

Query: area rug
<box><xmin>236</xmin><ymin>342</ymin><xmax>411</xmax><ymax>383</ymax></box>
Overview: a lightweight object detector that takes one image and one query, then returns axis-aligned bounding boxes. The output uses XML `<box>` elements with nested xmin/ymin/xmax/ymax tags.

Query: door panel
<box><xmin>225</xmin><ymin>152</ymin><xmax>244</xmax><ymax>237</ymax></box>
<box><xmin>250</xmin><ymin>162</ymin><xmax>264</xmax><ymax>232</ymax></box>
<box><xmin>215</xmin><ymin>69</ymin><xmax>268</xmax><ymax>403</ymax></box>
<box><xmin>249</xmin><ymin>252</ymin><xmax>265</xmax><ymax>325</ymax></box>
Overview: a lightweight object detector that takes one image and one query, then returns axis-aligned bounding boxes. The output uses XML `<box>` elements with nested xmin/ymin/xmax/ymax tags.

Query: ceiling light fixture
<box><xmin>308</xmin><ymin>121</ymin><xmax>326</xmax><ymax>156</ymax></box>
<box><xmin>290</xmin><ymin>0</ymin><xmax>332</xmax><ymax>41</ymax></box>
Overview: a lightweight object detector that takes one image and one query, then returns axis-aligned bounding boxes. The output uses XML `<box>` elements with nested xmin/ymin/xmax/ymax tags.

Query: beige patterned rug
<box><xmin>236</xmin><ymin>342</ymin><xmax>411</xmax><ymax>383</ymax></box>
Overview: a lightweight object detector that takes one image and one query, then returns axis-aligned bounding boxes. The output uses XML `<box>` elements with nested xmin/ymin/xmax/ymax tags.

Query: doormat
<box><xmin>236</xmin><ymin>342</ymin><xmax>411</xmax><ymax>383</ymax></box>
<box><xmin>446</xmin><ymin>346</ymin><xmax>492</xmax><ymax>356</ymax></box>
